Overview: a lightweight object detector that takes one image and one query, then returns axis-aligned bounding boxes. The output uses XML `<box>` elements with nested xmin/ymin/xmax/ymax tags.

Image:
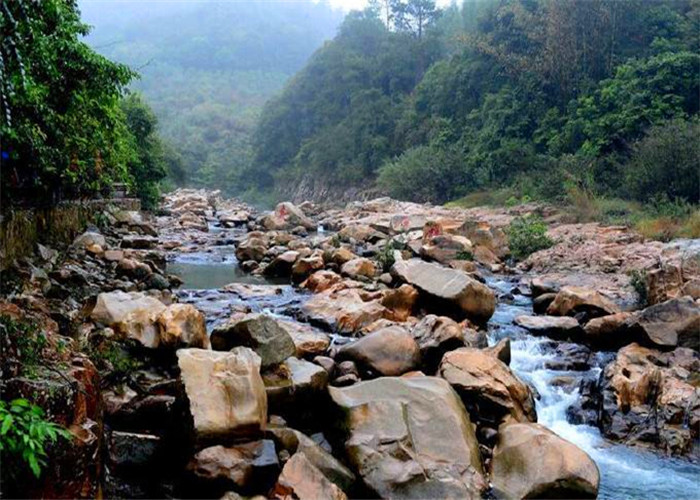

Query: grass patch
<box><xmin>445</xmin><ymin>188</ymin><xmax>516</xmax><ymax>209</ymax></box>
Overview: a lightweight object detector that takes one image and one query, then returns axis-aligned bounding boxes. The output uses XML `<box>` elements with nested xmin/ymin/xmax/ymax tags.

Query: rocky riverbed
<box><xmin>1</xmin><ymin>188</ymin><xmax>698</xmax><ymax>499</ymax></box>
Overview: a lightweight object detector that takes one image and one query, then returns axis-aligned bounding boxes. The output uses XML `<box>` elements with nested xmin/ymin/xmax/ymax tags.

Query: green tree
<box><xmin>120</xmin><ymin>93</ymin><xmax>168</xmax><ymax>210</ymax></box>
<box><xmin>0</xmin><ymin>0</ymin><xmax>135</xmax><ymax>206</ymax></box>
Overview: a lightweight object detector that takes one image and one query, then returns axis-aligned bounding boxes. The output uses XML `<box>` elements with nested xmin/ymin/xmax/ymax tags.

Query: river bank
<box><xmin>1</xmin><ymin>188</ymin><xmax>698</xmax><ymax>498</ymax></box>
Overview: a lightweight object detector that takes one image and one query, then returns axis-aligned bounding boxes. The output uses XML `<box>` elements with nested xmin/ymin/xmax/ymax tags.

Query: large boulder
<box><xmin>301</xmin><ymin>288</ymin><xmax>389</xmax><ymax>334</ymax></box>
<box><xmin>439</xmin><ymin>348</ymin><xmax>536</xmax><ymax>426</ymax></box>
<box><xmin>263</xmin><ymin>251</ymin><xmax>299</xmax><ymax>278</ymax></box>
<box><xmin>272</xmin><ymin>452</ymin><xmax>347</xmax><ymax>500</ymax></box>
<box><xmin>73</xmin><ymin>231</ymin><xmax>106</xmax><ymax>250</ymax></box>
<box><xmin>187</xmin><ymin>440</ymin><xmax>279</xmax><ymax>494</ymax></box>
<box><xmin>514</xmin><ymin>315</ymin><xmax>583</xmax><ymax>341</ymax></box>
<box><xmin>391</xmin><ymin>258</ymin><xmax>495</xmax><ymax>324</ymax></box>
<box><xmin>329</xmin><ymin>376</ymin><xmax>486</xmax><ymax>499</ymax></box>
<box><xmin>267</xmin><ymin>427</ymin><xmax>355</xmax><ymax>491</ymax></box>
<box><xmin>91</xmin><ymin>290</ymin><xmax>165</xmax><ymax>326</ymax></box>
<box><xmin>410</xmin><ymin>315</ymin><xmax>470</xmax><ymax>370</ymax></box>
<box><xmin>336</xmin><ymin>326</ymin><xmax>421</xmax><ymax>377</ymax></box>
<box><xmin>420</xmin><ymin>234</ymin><xmax>473</xmax><ymax>264</ymax></box>
<box><xmin>599</xmin><ymin>343</ymin><xmax>700</xmax><ymax>456</ymax></box>
<box><xmin>340</xmin><ymin>258</ymin><xmax>377</xmax><ymax>280</ymax></box>
<box><xmin>91</xmin><ymin>291</ymin><xmax>167</xmax><ymax>348</ymax></box>
<box><xmin>276</xmin><ymin>319</ymin><xmax>330</xmax><ymax>358</ymax></box>
<box><xmin>380</xmin><ymin>284</ymin><xmax>419</xmax><ymax>321</ymax></box>
<box><xmin>582</xmin><ymin>312</ymin><xmax>633</xmax><ymax>350</ymax></box>
<box><xmin>235</xmin><ymin>236</ymin><xmax>268</xmax><ymax>262</ymax></box>
<box><xmin>491</xmin><ymin>423</ymin><xmax>599</xmax><ymax>499</ymax></box>
<box><xmin>177</xmin><ymin>348</ymin><xmax>267</xmax><ymax>441</ymax></box>
<box><xmin>623</xmin><ymin>297</ymin><xmax>700</xmax><ymax>351</ymax></box>
<box><xmin>263</xmin><ymin>202</ymin><xmax>315</xmax><ymax>231</ymax></box>
<box><xmin>546</xmin><ymin>286</ymin><xmax>620</xmax><ymax>318</ymax></box>
<box><xmin>157</xmin><ymin>304</ymin><xmax>209</xmax><ymax>349</ymax></box>
<box><xmin>263</xmin><ymin>357</ymin><xmax>328</xmax><ymax>417</ymax></box>
<box><xmin>210</xmin><ymin>314</ymin><xmax>296</xmax><ymax>368</ymax></box>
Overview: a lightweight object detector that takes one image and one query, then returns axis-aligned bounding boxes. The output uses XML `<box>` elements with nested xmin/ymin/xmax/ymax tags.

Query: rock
<box><xmin>329</xmin><ymin>376</ymin><xmax>486</xmax><ymax>499</ymax></box>
<box><xmin>410</xmin><ymin>315</ymin><xmax>468</xmax><ymax>370</ymax></box>
<box><xmin>390</xmin><ymin>214</ymin><xmax>427</xmax><ymax>233</ymax></box>
<box><xmin>391</xmin><ymin>258</ymin><xmax>496</xmax><ymax>324</ymax></box>
<box><xmin>144</xmin><ymin>273</ymin><xmax>170</xmax><ymax>290</ymax></box>
<box><xmin>121</xmin><ymin>235</ymin><xmax>159</xmax><ymax>250</ymax></box>
<box><xmin>485</xmin><ymin>338</ymin><xmax>511</xmax><ymax>365</ymax></box>
<box><xmin>420</xmin><ymin>234</ymin><xmax>472</xmax><ymax>264</ymax></box>
<box><xmin>187</xmin><ymin>440</ymin><xmax>279</xmax><ymax>494</ymax></box>
<box><xmin>109</xmin><ymin>431</ymin><xmax>161</xmax><ymax>469</ymax></box>
<box><xmin>646</xmin><ymin>264</ymin><xmax>685</xmax><ymax>305</ymax></box>
<box><xmin>599</xmin><ymin>343</ymin><xmax>700</xmax><ymax>456</ymax></box>
<box><xmin>235</xmin><ymin>237</ymin><xmax>268</xmax><ymax>262</ymax></box>
<box><xmin>328</xmin><ymin>247</ymin><xmax>357</xmax><ymax>266</ymax></box>
<box><xmin>117</xmin><ymin>258</ymin><xmax>152</xmax><ymax>280</ymax></box>
<box><xmin>263</xmin><ymin>250</ymin><xmax>299</xmax><ymax>278</ymax></box>
<box><xmin>291</xmin><ymin>253</ymin><xmax>324</xmax><ymax>283</ymax></box>
<box><xmin>102</xmin><ymin>296</ymin><xmax>167</xmax><ymax>348</ymax></box>
<box><xmin>514</xmin><ymin>315</ymin><xmax>583</xmax><ymax>340</ymax></box>
<box><xmin>210</xmin><ymin>314</ymin><xmax>296</xmax><ymax>368</ymax></box>
<box><xmin>267</xmin><ymin>428</ymin><xmax>355</xmax><ymax>491</ymax></box>
<box><xmin>301</xmin><ymin>288</ymin><xmax>389</xmax><ymax>334</ymax></box>
<box><xmin>302</xmin><ymin>270</ymin><xmax>343</xmax><ymax>293</ymax></box>
<box><xmin>583</xmin><ymin>312</ymin><xmax>634</xmax><ymax>350</ymax></box>
<box><xmin>177</xmin><ymin>348</ymin><xmax>267</xmax><ymax>441</ymax></box>
<box><xmin>263</xmin><ymin>357</ymin><xmax>328</xmax><ymax>417</ymax></box>
<box><xmin>546</xmin><ymin>286</ymin><xmax>620</xmax><ymax>318</ymax></box>
<box><xmin>530</xmin><ymin>277</ymin><xmax>559</xmax><ymax>297</ymax></box>
<box><xmin>336</xmin><ymin>326</ymin><xmax>421</xmax><ymax>377</ymax></box>
<box><xmin>380</xmin><ymin>284</ymin><xmax>418</xmax><ymax>321</ymax></box>
<box><xmin>264</xmin><ymin>202</ymin><xmax>316</xmax><ymax>231</ymax></box>
<box><xmin>338</xmin><ymin>224</ymin><xmax>383</xmax><ymax>243</ymax></box>
<box><xmin>439</xmin><ymin>348</ymin><xmax>536</xmax><ymax>426</ymax></box>
<box><xmin>272</xmin><ymin>452</ymin><xmax>347</xmax><ymax>500</ymax></box>
<box><xmin>73</xmin><ymin>231</ymin><xmax>106</xmax><ymax>249</ymax></box>
<box><xmin>157</xmin><ymin>304</ymin><xmax>209</xmax><ymax>349</ymax></box>
<box><xmin>472</xmin><ymin>245</ymin><xmax>499</xmax><ymax>266</ymax></box>
<box><xmin>545</xmin><ymin>343</ymin><xmax>591</xmax><ymax>371</ymax></box>
<box><xmin>532</xmin><ymin>292</ymin><xmax>557</xmax><ymax>314</ymax></box>
<box><xmin>340</xmin><ymin>258</ymin><xmax>376</xmax><ymax>279</ymax></box>
<box><xmin>624</xmin><ymin>297</ymin><xmax>700</xmax><ymax>351</ymax></box>
<box><xmin>104</xmin><ymin>249</ymin><xmax>125</xmax><ymax>262</ymax></box>
<box><xmin>277</xmin><ymin>319</ymin><xmax>330</xmax><ymax>358</ymax></box>
<box><xmin>218</xmin><ymin>210</ymin><xmax>250</xmax><ymax>227</ymax></box>
<box><xmin>491</xmin><ymin>423</ymin><xmax>599</xmax><ymax>499</ymax></box>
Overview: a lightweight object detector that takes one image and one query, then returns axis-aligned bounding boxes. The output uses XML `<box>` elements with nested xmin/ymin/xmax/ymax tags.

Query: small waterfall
<box><xmin>486</xmin><ymin>276</ymin><xmax>700</xmax><ymax>500</ymax></box>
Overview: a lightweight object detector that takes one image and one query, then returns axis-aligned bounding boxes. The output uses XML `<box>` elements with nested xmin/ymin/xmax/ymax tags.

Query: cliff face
<box><xmin>275</xmin><ymin>175</ymin><xmax>382</xmax><ymax>206</ymax></box>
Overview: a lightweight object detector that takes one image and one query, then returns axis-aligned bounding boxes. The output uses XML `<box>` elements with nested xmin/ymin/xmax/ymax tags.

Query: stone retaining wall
<box><xmin>0</xmin><ymin>198</ymin><xmax>140</xmax><ymax>270</ymax></box>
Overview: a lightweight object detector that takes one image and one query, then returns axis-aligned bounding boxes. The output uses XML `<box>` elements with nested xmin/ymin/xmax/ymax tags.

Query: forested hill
<box><xmin>252</xmin><ymin>0</ymin><xmax>699</xmax><ymax>209</ymax></box>
<box><xmin>80</xmin><ymin>0</ymin><xmax>343</xmax><ymax>197</ymax></box>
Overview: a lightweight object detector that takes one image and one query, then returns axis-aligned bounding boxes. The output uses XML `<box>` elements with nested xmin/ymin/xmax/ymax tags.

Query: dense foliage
<box><xmin>253</xmin><ymin>0</ymin><xmax>700</xmax><ymax>207</ymax></box>
<box><xmin>0</xmin><ymin>0</ymin><xmax>182</xmax><ymax>209</ymax></box>
<box><xmin>0</xmin><ymin>399</ymin><xmax>70</xmax><ymax>478</ymax></box>
<box><xmin>81</xmin><ymin>0</ymin><xmax>343</xmax><ymax>197</ymax></box>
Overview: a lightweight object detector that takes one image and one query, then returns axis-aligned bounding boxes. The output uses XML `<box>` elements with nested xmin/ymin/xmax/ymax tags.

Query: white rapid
<box><xmin>486</xmin><ymin>276</ymin><xmax>700</xmax><ymax>500</ymax></box>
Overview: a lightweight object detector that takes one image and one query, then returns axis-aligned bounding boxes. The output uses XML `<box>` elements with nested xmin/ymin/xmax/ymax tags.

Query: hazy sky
<box><xmin>80</xmin><ymin>0</ymin><xmax>456</xmax><ymax>13</ymax></box>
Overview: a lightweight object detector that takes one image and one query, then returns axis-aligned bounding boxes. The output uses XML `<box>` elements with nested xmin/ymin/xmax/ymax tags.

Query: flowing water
<box><xmin>486</xmin><ymin>276</ymin><xmax>700</xmax><ymax>500</ymax></box>
<box><xmin>166</xmin><ymin>227</ymin><xmax>700</xmax><ymax>498</ymax></box>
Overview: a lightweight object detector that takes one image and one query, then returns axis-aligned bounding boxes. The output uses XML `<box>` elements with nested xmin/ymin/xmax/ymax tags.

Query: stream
<box><xmin>167</xmin><ymin>238</ymin><xmax>700</xmax><ymax>499</ymax></box>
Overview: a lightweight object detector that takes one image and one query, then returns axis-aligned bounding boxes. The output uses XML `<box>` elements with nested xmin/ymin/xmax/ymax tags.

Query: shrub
<box><xmin>628</xmin><ymin>269</ymin><xmax>648</xmax><ymax>306</ymax></box>
<box><xmin>377</xmin><ymin>144</ymin><xmax>468</xmax><ymax>204</ymax></box>
<box><xmin>376</xmin><ymin>241</ymin><xmax>398</xmax><ymax>272</ymax></box>
<box><xmin>0</xmin><ymin>399</ymin><xmax>71</xmax><ymax>478</ymax></box>
<box><xmin>0</xmin><ymin>315</ymin><xmax>47</xmax><ymax>378</ymax></box>
<box><xmin>507</xmin><ymin>215</ymin><xmax>554</xmax><ymax>260</ymax></box>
